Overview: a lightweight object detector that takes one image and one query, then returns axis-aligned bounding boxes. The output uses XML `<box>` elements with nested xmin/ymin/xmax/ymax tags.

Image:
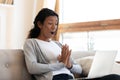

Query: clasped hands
<box><xmin>57</xmin><ymin>44</ymin><xmax>73</xmax><ymax>69</ymax></box>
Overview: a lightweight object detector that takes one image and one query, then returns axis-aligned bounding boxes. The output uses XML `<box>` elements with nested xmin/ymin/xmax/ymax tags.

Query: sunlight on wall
<box><xmin>0</xmin><ymin>5</ymin><xmax>14</xmax><ymax>49</ymax></box>
<box><xmin>10</xmin><ymin>0</ymin><xmax>34</xmax><ymax>49</ymax></box>
<box><xmin>43</xmin><ymin>0</ymin><xmax>56</xmax><ymax>10</ymax></box>
<box><xmin>0</xmin><ymin>10</ymin><xmax>6</xmax><ymax>48</ymax></box>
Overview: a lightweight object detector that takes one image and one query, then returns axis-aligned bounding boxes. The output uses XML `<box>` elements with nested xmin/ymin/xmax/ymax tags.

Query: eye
<box><xmin>48</xmin><ymin>22</ymin><xmax>52</xmax><ymax>25</ymax></box>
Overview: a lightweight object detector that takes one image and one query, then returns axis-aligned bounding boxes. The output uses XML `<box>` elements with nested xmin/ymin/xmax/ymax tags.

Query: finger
<box><xmin>66</xmin><ymin>45</ymin><xmax>69</xmax><ymax>55</ymax></box>
<box><xmin>66</xmin><ymin>49</ymin><xmax>72</xmax><ymax>61</ymax></box>
<box><xmin>61</xmin><ymin>45</ymin><xmax>66</xmax><ymax>58</ymax></box>
<box><xmin>62</xmin><ymin>45</ymin><xmax>67</xmax><ymax>54</ymax></box>
<box><xmin>62</xmin><ymin>45</ymin><xmax>68</xmax><ymax>56</ymax></box>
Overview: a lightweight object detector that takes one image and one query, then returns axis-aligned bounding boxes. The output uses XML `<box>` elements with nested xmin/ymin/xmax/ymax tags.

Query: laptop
<box><xmin>87</xmin><ymin>50</ymin><xmax>117</xmax><ymax>79</ymax></box>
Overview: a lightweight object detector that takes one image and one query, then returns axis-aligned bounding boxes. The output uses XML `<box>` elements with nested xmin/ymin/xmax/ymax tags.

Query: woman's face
<box><xmin>38</xmin><ymin>16</ymin><xmax>58</xmax><ymax>41</ymax></box>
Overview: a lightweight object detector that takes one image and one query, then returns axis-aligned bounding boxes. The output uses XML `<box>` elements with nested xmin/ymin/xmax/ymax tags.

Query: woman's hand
<box><xmin>65</xmin><ymin>49</ymin><xmax>73</xmax><ymax>69</ymax></box>
<box><xmin>57</xmin><ymin>44</ymin><xmax>73</xmax><ymax>69</ymax></box>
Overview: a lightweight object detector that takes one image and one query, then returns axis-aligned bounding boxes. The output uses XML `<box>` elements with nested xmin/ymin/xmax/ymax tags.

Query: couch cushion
<box><xmin>111</xmin><ymin>62</ymin><xmax>120</xmax><ymax>74</ymax></box>
<box><xmin>71</xmin><ymin>51</ymin><xmax>95</xmax><ymax>59</ymax></box>
<box><xmin>0</xmin><ymin>49</ymin><xmax>32</xmax><ymax>80</ymax></box>
<box><xmin>75</xmin><ymin>56</ymin><xmax>94</xmax><ymax>77</ymax></box>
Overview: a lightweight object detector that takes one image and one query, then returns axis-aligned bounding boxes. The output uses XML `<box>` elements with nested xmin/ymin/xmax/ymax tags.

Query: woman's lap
<box><xmin>52</xmin><ymin>74</ymin><xmax>120</xmax><ymax>80</ymax></box>
<box><xmin>85</xmin><ymin>74</ymin><xmax>120</xmax><ymax>80</ymax></box>
<box><xmin>52</xmin><ymin>74</ymin><xmax>73</xmax><ymax>80</ymax></box>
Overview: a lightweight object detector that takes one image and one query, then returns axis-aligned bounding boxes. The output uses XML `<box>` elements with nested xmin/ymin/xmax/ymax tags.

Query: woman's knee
<box><xmin>101</xmin><ymin>74</ymin><xmax>120</xmax><ymax>80</ymax></box>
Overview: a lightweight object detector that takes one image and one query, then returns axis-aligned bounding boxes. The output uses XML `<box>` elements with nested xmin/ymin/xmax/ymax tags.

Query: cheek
<box><xmin>55</xmin><ymin>26</ymin><xmax>58</xmax><ymax>30</ymax></box>
<box><xmin>45</xmin><ymin>25</ymin><xmax>52</xmax><ymax>31</ymax></box>
<box><xmin>43</xmin><ymin>26</ymin><xmax>50</xmax><ymax>33</ymax></box>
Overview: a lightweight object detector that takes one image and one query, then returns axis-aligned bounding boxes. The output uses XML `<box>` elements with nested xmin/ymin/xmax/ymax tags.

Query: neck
<box><xmin>37</xmin><ymin>36</ymin><xmax>51</xmax><ymax>42</ymax></box>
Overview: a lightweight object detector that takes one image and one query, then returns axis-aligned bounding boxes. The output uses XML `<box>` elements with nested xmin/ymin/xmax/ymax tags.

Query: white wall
<box><xmin>0</xmin><ymin>5</ymin><xmax>14</xmax><ymax>49</ymax></box>
<box><xmin>10</xmin><ymin>0</ymin><xmax>35</xmax><ymax>49</ymax></box>
<box><xmin>0</xmin><ymin>0</ymin><xmax>56</xmax><ymax>49</ymax></box>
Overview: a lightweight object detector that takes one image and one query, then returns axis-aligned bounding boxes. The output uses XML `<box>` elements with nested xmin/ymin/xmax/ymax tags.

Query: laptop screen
<box><xmin>88</xmin><ymin>50</ymin><xmax>117</xmax><ymax>78</ymax></box>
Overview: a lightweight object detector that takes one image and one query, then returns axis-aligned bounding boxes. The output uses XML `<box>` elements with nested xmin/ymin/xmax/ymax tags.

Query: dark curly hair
<box><xmin>28</xmin><ymin>8</ymin><xmax>59</xmax><ymax>38</ymax></box>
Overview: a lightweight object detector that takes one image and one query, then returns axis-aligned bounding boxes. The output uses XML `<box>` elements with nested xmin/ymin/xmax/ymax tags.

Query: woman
<box><xmin>23</xmin><ymin>8</ymin><xmax>82</xmax><ymax>80</ymax></box>
<box><xmin>23</xmin><ymin>8</ymin><xmax>120</xmax><ymax>80</ymax></box>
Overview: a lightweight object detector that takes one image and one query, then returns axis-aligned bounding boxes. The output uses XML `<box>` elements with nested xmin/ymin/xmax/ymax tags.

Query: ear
<box><xmin>37</xmin><ymin>21</ymin><xmax>42</xmax><ymax>29</ymax></box>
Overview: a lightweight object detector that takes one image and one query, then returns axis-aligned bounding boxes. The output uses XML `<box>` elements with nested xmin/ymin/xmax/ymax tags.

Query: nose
<box><xmin>51</xmin><ymin>24</ymin><xmax>57</xmax><ymax>30</ymax></box>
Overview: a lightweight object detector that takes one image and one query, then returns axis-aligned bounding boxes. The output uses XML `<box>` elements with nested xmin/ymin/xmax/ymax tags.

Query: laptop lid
<box><xmin>87</xmin><ymin>50</ymin><xmax>117</xmax><ymax>78</ymax></box>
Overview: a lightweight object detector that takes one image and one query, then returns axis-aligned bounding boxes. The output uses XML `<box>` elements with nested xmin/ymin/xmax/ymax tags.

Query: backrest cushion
<box><xmin>0</xmin><ymin>49</ymin><xmax>32</xmax><ymax>80</ymax></box>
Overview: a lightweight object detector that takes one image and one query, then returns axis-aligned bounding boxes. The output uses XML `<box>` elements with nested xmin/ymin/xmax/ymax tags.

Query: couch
<box><xmin>0</xmin><ymin>49</ymin><xmax>120</xmax><ymax>80</ymax></box>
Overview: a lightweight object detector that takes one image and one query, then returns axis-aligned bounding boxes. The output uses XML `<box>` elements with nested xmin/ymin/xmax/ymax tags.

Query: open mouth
<box><xmin>51</xmin><ymin>31</ymin><xmax>55</xmax><ymax>35</ymax></box>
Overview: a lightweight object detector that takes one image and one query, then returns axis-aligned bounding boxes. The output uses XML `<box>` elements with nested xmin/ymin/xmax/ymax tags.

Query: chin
<box><xmin>46</xmin><ymin>34</ymin><xmax>54</xmax><ymax>39</ymax></box>
<box><xmin>47</xmin><ymin>36</ymin><xmax>53</xmax><ymax>39</ymax></box>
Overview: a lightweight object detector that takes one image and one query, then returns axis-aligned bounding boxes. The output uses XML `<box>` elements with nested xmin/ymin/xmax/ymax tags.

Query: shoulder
<box><xmin>25</xmin><ymin>38</ymin><xmax>36</xmax><ymax>43</ymax></box>
<box><xmin>24</xmin><ymin>38</ymin><xmax>37</xmax><ymax>46</ymax></box>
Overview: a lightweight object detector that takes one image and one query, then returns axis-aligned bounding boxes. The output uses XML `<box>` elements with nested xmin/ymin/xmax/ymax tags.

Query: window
<box><xmin>58</xmin><ymin>0</ymin><xmax>120</xmax><ymax>52</ymax></box>
<box><xmin>59</xmin><ymin>0</ymin><xmax>120</xmax><ymax>23</ymax></box>
<box><xmin>59</xmin><ymin>30</ymin><xmax>120</xmax><ymax>51</ymax></box>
